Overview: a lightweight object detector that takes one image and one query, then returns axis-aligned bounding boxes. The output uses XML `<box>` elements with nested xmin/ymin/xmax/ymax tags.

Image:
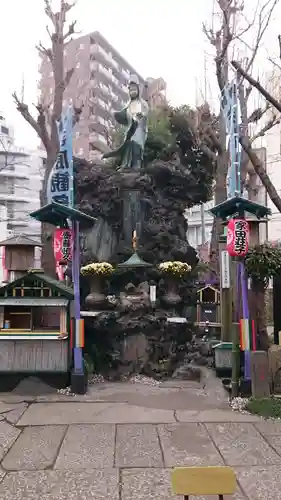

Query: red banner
<box><xmin>227</xmin><ymin>218</ymin><xmax>249</xmax><ymax>257</ymax></box>
<box><xmin>53</xmin><ymin>228</ymin><xmax>73</xmax><ymax>264</ymax></box>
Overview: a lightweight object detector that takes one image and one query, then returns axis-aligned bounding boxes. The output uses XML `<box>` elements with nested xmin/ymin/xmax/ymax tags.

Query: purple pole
<box><xmin>240</xmin><ymin>261</ymin><xmax>251</xmax><ymax>380</ymax></box>
<box><xmin>72</xmin><ymin>219</ymin><xmax>83</xmax><ymax>372</ymax></box>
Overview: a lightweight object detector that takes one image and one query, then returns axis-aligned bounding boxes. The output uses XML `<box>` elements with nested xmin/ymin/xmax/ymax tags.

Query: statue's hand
<box><xmin>136</xmin><ymin>112</ymin><xmax>143</xmax><ymax>120</ymax></box>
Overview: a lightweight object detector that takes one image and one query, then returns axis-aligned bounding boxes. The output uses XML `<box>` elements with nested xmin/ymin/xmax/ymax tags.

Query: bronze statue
<box><xmin>103</xmin><ymin>75</ymin><xmax>149</xmax><ymax>170</ymax></box>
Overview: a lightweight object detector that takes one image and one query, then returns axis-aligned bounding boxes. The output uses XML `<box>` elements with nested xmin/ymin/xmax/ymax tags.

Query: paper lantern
<box><xmin>53</xmin><ymin>228</ymin><xmax>73</xmax><ymax>264</ymax></box>
<box><xmin>226</xmin><ymin>218</ymin><xmax>249</xmax><ymax>257</ymax></box>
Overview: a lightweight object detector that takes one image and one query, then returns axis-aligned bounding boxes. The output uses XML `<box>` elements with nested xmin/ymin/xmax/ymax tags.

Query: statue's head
<box><xmin>128</xmin><ymin>74</ymin><xmax>140</xmax><ymax>100</ymax></box>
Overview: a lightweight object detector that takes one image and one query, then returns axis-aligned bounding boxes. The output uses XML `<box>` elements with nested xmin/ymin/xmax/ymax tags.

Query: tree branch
<box><xmin>240</xmin><ymin>135</ymin><xmax>281</xmax><ymax>213</ymax></box>
<box><xmin>63</xmin><ymin>20</ymin><xmax>77</xmax><ymax>40</ymax></box>
<box><xmin>232</xmin><ymin>60</ymin><xmax>281</xmax><ymax>113</ymax></box>
<box><xmin>244</xmin><ymin>0</ymin><xmax>279</xmax><ymax>73</ymax></box>
<box><xmin>64</xmin><ymin>68</ymin><xmax>75</xmax><ymax>88</ymax></box>
<box><xmin>12</xmin><ymin>93</ymin><xmax>51</xmax><ymax>152</ymax></box>
<box><xmin>249</xmin><ymin>115</ymin><xmax>280</xmax><ymax>144</ymax></box>
<box><xmin>36</xmin><ymin>42</ymin><xmax>53</xmax><ymax>62</ymax></box>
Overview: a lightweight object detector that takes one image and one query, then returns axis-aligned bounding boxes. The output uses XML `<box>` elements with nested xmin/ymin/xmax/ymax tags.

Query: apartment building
<box><xmin>38</xmin><ymin>31</ymin><xmax>167</xmax><ymax>161</ymax></box>
<box><xmin>0</xmin><ymin>114</ymin><xmax>44</xmax><ymax>242</ymax></box>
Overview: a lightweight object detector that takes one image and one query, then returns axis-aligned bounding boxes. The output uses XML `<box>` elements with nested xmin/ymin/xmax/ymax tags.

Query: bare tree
<box><xmin>231</xmin><ymin>59</ymin><xmax>281</xmax><ymax>213</ymax></box>
<box><xmin>202</xmin><ymin>0</ymin><xmax>279</xmax><ymax>267</ymax></box>
<box><xmin>12</xmin><ymin>0</ymin><xmax>83</xmax><ymax>275</ymax></box>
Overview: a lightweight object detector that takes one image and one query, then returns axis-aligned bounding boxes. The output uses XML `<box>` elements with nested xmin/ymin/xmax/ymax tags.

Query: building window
<box><xmin>78</xmin><ymin>148</ymin><xmax>84</xmax><ymax>155</ymax></box>
<box><xmin>75</xmin><ymin>131</ymin><xmax>80</xmax><ymax>138</ymax></box>
<box><xmin>76</xmin><ymin>61</ymin><xmax>80</xmax><ymax>69</ymax></box>
<box><xmin>79</xmin><ymin>43</ymin><xmax>84</xmax><ymax>50</ymax></box>
<box><xmin>0</xmin><ymin>126</ymin><xmax>9</xmax><ymax>135</ymax></box>
<box><xmin>49</xmin><ymin>71</ymin><xmax>53</xmax><ymax>77</ymax></box>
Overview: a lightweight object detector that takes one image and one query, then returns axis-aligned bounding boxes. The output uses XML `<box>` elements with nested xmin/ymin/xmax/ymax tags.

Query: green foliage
<box><xmin>245</xmin><ymin>244</ymin><xmax>281</xmax><ymax>286</ymax></box>
<box><xmin>144</xmin><ymin>108</ymin><xmax>174</xmax><ymax>165</ymax></box>
<box><xmin>246</xmin><ymin>397</ymin><xmax>281</xmax><ymax>418</ymax></box>
<box><xmin>143</xmin><ymin>106</ymin><xmax>215</xmax><ymax>205</ymax></box>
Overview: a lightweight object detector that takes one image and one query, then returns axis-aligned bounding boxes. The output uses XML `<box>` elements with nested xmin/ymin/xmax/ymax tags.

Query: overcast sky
<box><xmin>1</xmin><ymin>0</ymin><xmax>280</xmax><ymax>149</ymax></box>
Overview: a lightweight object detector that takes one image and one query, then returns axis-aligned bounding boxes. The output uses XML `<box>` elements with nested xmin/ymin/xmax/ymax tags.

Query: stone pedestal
<box><xmin>250</xmin><ymin>351</ymin><xmax>270</xmax><ymax>398</ymax></box>
<box><xmin>85</xmin><ymin>275</ymin><xmax>107</xmax><ymax>309</ymax></box>
<box><xmin>70</xmin><ymin>370</ymin><xmax>88</xmax><ymax>395</ymax></box>
<box><xmin>123</xmin><ymin>188</ymin><xmax>142</xmax><ymax>245</ymax></box>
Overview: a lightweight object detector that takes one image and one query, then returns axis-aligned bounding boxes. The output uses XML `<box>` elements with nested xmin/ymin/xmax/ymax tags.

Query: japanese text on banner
<box><xmin>47</xmin><ymin>106</ymin><xmax>73</xmax><ymax>207</ymax></box>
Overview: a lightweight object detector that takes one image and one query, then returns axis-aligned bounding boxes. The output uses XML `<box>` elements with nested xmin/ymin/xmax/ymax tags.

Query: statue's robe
<box><xmin>103</xmin><ymin>98</ymin><xmax>149</xmax><ymax>170</ymax></box>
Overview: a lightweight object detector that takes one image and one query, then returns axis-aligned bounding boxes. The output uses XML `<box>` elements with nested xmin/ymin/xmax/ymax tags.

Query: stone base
<box><xmin>240</xmin><ymin>378</ymin><xmax>252</xmax><ymax>397</ymax></box>
<box><xmin>70</xmin><ymin>371</ymin><xmax>88</xmax><ymax>395</ymax></box>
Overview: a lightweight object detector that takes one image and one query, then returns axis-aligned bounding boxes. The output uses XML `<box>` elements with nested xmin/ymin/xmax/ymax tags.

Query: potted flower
<box><xmin>158</xmin><ymin>261</ymin><xmax>192</xmax><ymax>277</ymax></box>
<box><xmin>158</xmin><ymin>261</ymin><xmax>192</xmax><ymax>308</ymax></box>
<box><xmin>81</xmin><ymin>262</ymin><xmax>114</xmax><ymax>309</ymax></box>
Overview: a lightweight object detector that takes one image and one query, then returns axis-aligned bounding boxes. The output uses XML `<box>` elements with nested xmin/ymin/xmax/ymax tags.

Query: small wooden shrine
<box><xmin>0</xmin><ymin>235</ymin><xmax>74</xmax><ymax>374</ymax></box>
<box><xmin>0</xmin><ymin>269</ymin><xmax>74</xmax><ymax>372</ymax></box>
<box><xmin>196</xmin><ymin>284</ymin><xmax>221</xmax><ymax>328</ymax></box>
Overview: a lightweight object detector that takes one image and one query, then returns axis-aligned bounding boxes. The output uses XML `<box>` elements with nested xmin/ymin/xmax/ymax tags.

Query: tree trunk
<box><xmin>251</xmin><ymin>278</ymin><xmax>269</xmax><ymax>351</ymax></box>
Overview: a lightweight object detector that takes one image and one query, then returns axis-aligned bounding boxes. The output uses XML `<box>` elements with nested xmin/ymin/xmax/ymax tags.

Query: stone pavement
<box><xmin>0</xmin><ymin>374</ymin><xmax>279</xmax><ymax>498</ymax></box>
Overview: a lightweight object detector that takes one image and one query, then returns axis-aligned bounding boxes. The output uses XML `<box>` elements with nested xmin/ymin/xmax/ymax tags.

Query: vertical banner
<box><xmin>47</xmin><ymin>106</ymin><xmax>73</xmax><ymax>207</ymax></box>
<box><xmin>221</xmin><ymin>78</ymin><xmax>241</xmax><ymax>197</ymax></box>
<box><xmin>47</xmin><ymin>106</ymin><xmax>74</xmax><ymax>280</ymax></box>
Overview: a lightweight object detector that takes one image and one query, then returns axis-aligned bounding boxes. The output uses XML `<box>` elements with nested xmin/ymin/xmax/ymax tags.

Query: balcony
<box><xmin>90</xmin><ymin>44</ymin><xmax>119</xmax><ymax>71</ymax></box>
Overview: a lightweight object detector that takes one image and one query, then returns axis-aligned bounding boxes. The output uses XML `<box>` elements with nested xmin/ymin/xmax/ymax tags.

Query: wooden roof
<box><xmin>0</xmin><ymin>235</ymin><xmax>42</xmax><ymax>247</ymax></box>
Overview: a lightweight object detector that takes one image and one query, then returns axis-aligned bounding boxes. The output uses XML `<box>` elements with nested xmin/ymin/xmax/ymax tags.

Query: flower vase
<box><xmin>85</xmin><ymin>274</ymin><xmax>107</xmax><ymax>310</ymax></box>
<box><xmin>162</xmin><ymin>275</ymin><xmax>182</xmax><ymax>311</ymax></box>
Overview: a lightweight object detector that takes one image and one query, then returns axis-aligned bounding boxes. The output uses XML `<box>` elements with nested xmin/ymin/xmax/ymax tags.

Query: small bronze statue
<box><xmin>103</xmin><ymin>74</ymin><xmax>149</xmax><ymax>170</ymax></box>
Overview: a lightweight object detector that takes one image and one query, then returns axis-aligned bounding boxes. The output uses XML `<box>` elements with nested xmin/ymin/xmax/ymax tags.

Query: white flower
<box><xmin>158</xmin><ymin>260</ymin><xmax>191</xmax><ymax>276</ymax></box>
<box><xmin>81</xmin><ymin>262</ymin><xmax>114</xmax><ymax>276</ymax></box>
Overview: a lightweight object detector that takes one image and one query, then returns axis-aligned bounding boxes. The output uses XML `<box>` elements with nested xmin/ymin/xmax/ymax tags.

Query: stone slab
<box><xmin>55</xmin><ymin>424</ymin><xmax>115</xmax><ymax>469</ymax></box>
<box><xmin>0</xmin><ymin>395</ymin><xmax>35</xmax><ymax>404</ymax></box>
<box><xmin>176</xmin><ymin>409</ymin><xmax>261</xmax><ymax>422</ymax></box>
<box><xmin>5</xmin><ymin>403</ymin><xmax>28</xmax><ymax>424</ymax></box>
<box><xmin>17</xmin><ymin>402</ymin><xmax>113</xmax><ymax>426</ymax></box>
<box><xmin>0</xmin><ymin>403</ymin><xmax>17</xmax><ymax>415</ymax></box>
<box><xmin>0</xmin><ymin>469</ymin><xmax>119</xmax><ymax>499</ymax></box>
<box><xmin>17</xmin><ymin>402</ymin><xmax>175</xmax><ymax>425</ymax></box>
<box><xmin>0</xmin><ymin>421</ymin><xmax>21</xmax><ymax>461</ymax></box>
<box><xmin>157</xmin><ymin>423</ymin><xmax>223</xmax><ymax>467</ymax></box>
<box><xmin>265</xmin><ymin>435</ymin><xmax>281</xmax><ymax>455</ymax></box>
<box><xmin>2</xmin><ymin>425</ymin><xmax>66</xmax><ymax>471</ymax></box>
<box><xmin>236</xmin><ymin>465</ymin><xmax>281</xmax><ymax>499</ymax></box>
<box><xmin>115</xmin><ymin>424</ymin><xmax>163</xmax><ymax>467</ymax></box>
<box><xmin>121</xmin><ymin>468</ymin><xmax>246</xmax><ymax>500</ymax></box>
<box><xmin>206</xmin><ymin>422</ymin><xmax>280</xmax><ymax>466</ymax></box>
<box><xmin>92</xmin><ymin>404</ymin><xmax>176</xmax><ymax>423</ymax></box>
<box><xmin>255</xmin><ymin>420</ymin><xmax>281</xmax><ymax>436</ymax></box>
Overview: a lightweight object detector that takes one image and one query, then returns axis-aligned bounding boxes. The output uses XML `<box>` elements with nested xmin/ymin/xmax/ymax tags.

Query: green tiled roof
<box><xmin>209</xmin><ymin>196</ymin><xmax>271</xmax><ymax>219</ymax></box>
<box><xmin>30</xmin><ymin>202</ymin><xmax>96</xmax><ymax>228</ymax></box>
<box><xmin>0</xmin><ymin>270</ymin><xmax>74</xmax><ymax>299</ymax></box>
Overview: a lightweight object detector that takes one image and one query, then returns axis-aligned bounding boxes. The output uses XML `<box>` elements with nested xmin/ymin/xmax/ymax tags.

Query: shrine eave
<box><xmin>209</xmin><ymin>196</ymin><xmax>271</xmax><ymax>220</ymax></box>
<box><xmin>117</xmin><ymin>252</ymin><xmax>153</xmax><ymax>269</ymax></box>
<box><xmin>30</xmin><ymin>203</ymin><xmax>96</xmax><ymax>228</ymax></box>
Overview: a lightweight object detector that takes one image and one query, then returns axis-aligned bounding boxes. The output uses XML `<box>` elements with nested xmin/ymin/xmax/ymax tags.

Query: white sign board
<box><xmin>221</xmin><ymin>251</ymin><xmax>230</xmax><ymax>289</ymax></box>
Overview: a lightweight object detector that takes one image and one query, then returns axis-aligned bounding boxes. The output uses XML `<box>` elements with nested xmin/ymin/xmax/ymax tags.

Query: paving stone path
<box><xmin>0</xmin><ymin>374</ymin><xmax>279</xmax><ymax>498</ymax></box>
